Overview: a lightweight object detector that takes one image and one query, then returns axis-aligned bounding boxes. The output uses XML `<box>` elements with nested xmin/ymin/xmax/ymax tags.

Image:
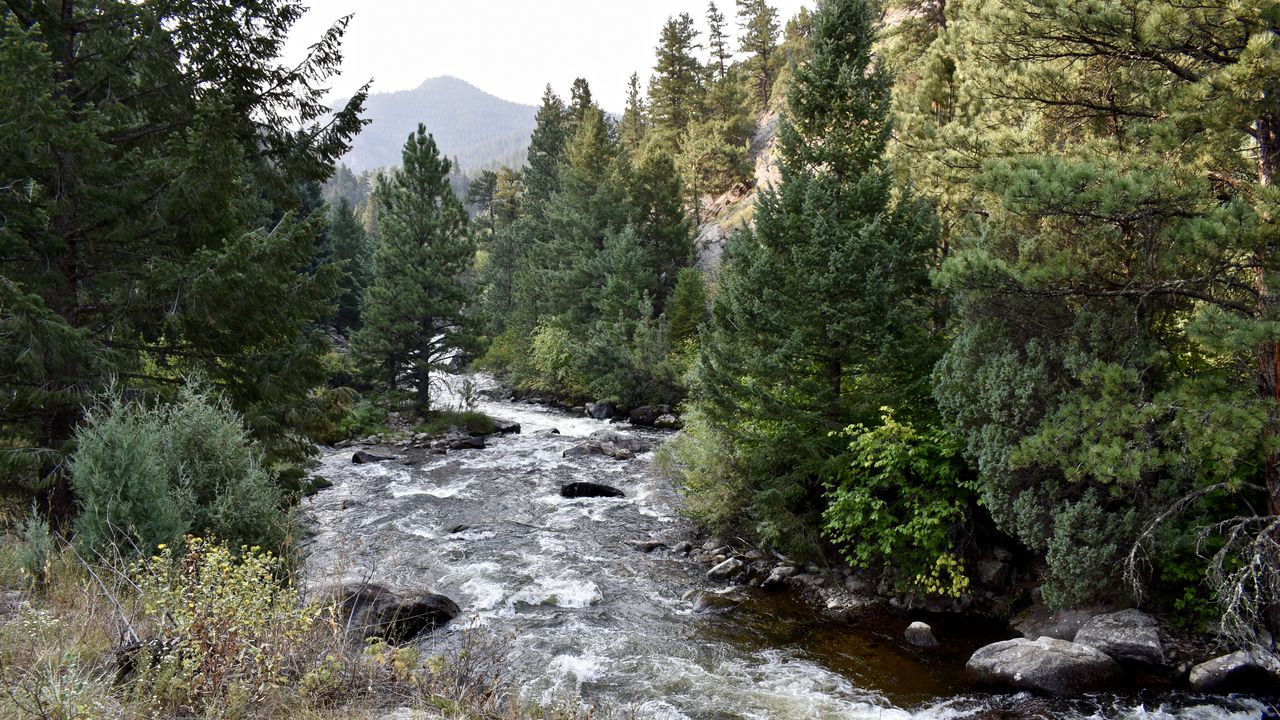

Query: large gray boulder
<box><xmin>562</xmin><ymin>429</ymin><xmax>652</xmax><ymax>461</ymax></box>
<box><xmin>1074</xmin><ymin>609</ymin><xmax>1165</xmax><ymax>666</ymax></box>
<box><xmin>966</xmin><ymin>636</ymin><xmax>1121</xmax><ymax>696</ymax></box>
<box><xmin>585</xmin><ymin>401</ymin><xmax>617</xmax><ymax>420</ymax></box>
<box><xmin>1189</xmin><ymin>649</ymin><xmax>1280</xmax><ymax>694</ymax></box>
<box><xmin>628</xmin><ymin>404</ymin><xmax>672</xmax><ymax>426</ymax></box>
<box><xmin>325</xmin><ymin>583</ymin><xmax>460</xmax><ymax>643</ymax></box>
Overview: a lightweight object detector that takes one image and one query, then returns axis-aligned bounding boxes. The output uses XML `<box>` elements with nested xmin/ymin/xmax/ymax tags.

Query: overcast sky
<box><xmin>285</xmin><ymin>1</ymin><xmax>813</xmax><ymax>113</ymax></box>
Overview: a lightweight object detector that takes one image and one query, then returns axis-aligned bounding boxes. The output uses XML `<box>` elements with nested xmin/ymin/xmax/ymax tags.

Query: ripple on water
<box><xmin>510</xmin><ymin>577</ymin><xmax>602</xmax><ymax>609</ymax></box>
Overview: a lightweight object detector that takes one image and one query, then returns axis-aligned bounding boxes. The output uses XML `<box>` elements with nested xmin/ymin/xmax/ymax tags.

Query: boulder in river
<box><xmin>707</xmin><ymin>558</ymin><xmax>746</xmax><ymax>581</ymax></box>
<box><xmin>352</xmin><ymin>450</ymin><xmax>394</xmax><ymax>464</ymax></box>
<box><xmin>762</xmin><ymin>566</ymin><xmax>798</xmax><ymax>589</ymax></box>
<box><xmin>626</xmin><ymin>539</ymin><xmax>667</xmax><ymax>552</ymax></box>
<box><xmin>653</xmin><ymin>414</ymin><xmax>684</xmax><ymax>430</ymax></box>
<box><xmin>905</xmin><ymin>621</ymin><xmax>939</xmax><ymax>648</ymax></box>
<box><xmin>1189</xmin><ymin>649</ymin><xmax>1280</xmax><ymax>694</ymax></box>
<box><xmin>562</xmin><ymin>429</ymin><xmax>652</xmax><ymax>460</ymax></box>
<box><xmin>966</xmin><ymin>636</ymin><xmax>1121</xmax><ymax>696</ymax></box>
<box><xmin>629</xmin><ymin>404</ymin><xmax>673</xmax><ymax>426</ymax></box>
<box><xmin>1013</xmin><ymin>604</ymin><xmax>1098</xmax><ymax>641</ymax></box>
<box><xmin>1073</xmin><ymin>609</ymin><xmax>1165</xmax><ymax>667</ymax></box>
<box><xmin>561</xmin><ymin>482</ymin><xmax>626</xmax><ymax>499</ymax></box>
<box><xmin>324</xmin><ymin>583</ymin><xmax>460</xmax><ymax>643</ymax></box>
<box><xmin>495</xmin><ymin>421</ymin><xmax>521</xmax><ymax>435</ymax></box>
<box><xmin>448</xmin><ymin>435</ymin><xmax>486</xmax><ymax>450</ymax></box>
<box><xmin>585</xmin><ymin>401</ymin><xmax>617</xmax><ymax>420</ymax></box>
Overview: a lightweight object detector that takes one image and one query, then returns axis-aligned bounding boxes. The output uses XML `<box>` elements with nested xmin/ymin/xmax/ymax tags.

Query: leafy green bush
<box><xmin>72</xmin><ymin>383</ymin><xmax>285</xmax><ymax>557</ymax></box>
<box><xmin>416</xmin><ymin>410</ymin><xmax>497</xmax><ymax>436</ymax></box>
<box><xmin>821</xmin><ymin>410</ymin><xmax>977</xmax><ymax>597</ymax></box>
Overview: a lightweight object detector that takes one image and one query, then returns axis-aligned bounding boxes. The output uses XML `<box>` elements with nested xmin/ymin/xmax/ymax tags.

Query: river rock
<box><xmin>762</xmin><ymin>566</ymin><xmax>798</xmax><ymax>589</ymax></box>
<box><xmin>628</xmin><ymin>404</ymin><xmax>673</xmax><ymax>426</ymax></box>
<box><xmin>976</xmin><ymin>559</ymin><xmax>1012</xmax><ymax>588</ymax></box>
<box><xmin>352</xmin><ymin>450</ymin><xmax>394</xmax><ymax>464</ymax></box>
<box><xmin>966</xmin><ymin>636</ymin><xmax>1121</xmax><ymax>696</ymax></box>
<box><xmin>1073</xmin><ymin>609</ymin><xmax>1165</xmax><ymax>666</ymax></box>
<box><xmin>324</xmin><ymin>583</ymin><xmax>460</xmax><ymax>643</ymax></box>
<box><xmin>560</xmin><ymin>482</ymin><xmax>626</xmax><ymax>499</ymax></box>
<box><xmin>626</xmin><ymin>539</ymin><xmax>667</xmax><ymax>552</ymax></box>
<box><xmin>692</xmin><ymin>589</ymin><xmax>746</xmax><ymax>614</ymax></box>
<box><xmin>1013</xmin><ymin>604</ymin><xmax>1098</xmax><ymax>641</ymax></box>
<box><xmin>672</xmin><ymin>541</ymin><xmax>694</xmax><ymax>555</ymax></box>
<box><xmin>448</xmin><ymin>436</ymin><xmax>486</xmax><ymax>450</ymax></box>
<box><xmin>495</xmin><ymin>421</ymin><xmax>521</xmax><ymax>435</ymax></box>
<box><xmin>1189</xmin><ymin>649</ymin><xmax>1280</xmax><ymax>694</ymax></box>
<box><xmin>654</xmin><ymin>414</ymin><xmax>684</xmax><ymax>430</ymax></box>
<box><xmin>707</xmin><ymin>558</ymin><xmax>746</xmax><ymax>581</ymax></box>
<box><xmin>585</xmin><ymin>401</ymin><xmax>617</xmax><ymax>420</ymax></box>
<box><xmin>562</xmin><ymin>429</ymin><xmax>652</xmax><ymax>460</ymax></box>
<box><xmin>905</xmin><ymin>621</ymin><xmax>939</xmax><ymax>648</ymax></box>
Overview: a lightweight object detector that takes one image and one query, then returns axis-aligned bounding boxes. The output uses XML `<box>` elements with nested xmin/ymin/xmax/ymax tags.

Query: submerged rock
<box><xmin>560</xmin><ymin>482</ymin><xmax>626</xmax><ymax>499</ymax></box>
<box><xmin>562</xmin><ymin>429</ymin><xmax>652</xmax><ymax>460</ymax></box>
<box><xmin>626</xmin><ymin>539</ymin><xmax>668</xmax><ymax>552</ymax></box>
<box><xmin>966</xmin><ymin>636</ymin><xmax>1121</xmax><ymax>696</ymax></box>
<box><xmin>905</xmin><ymin>621</ymin><xmax>939</xmax><ymax>648</ymax></box>
<box><xmin>352</xmin><ymin>450</ymin><xmax>394</xmax><ymax>464</ymax></box>
<box><xmin>1073</xmin><ymin>609</ymin><xmax>1165</xmax><ymax>667</ymax></box>
<box><xmin>323</xmin><ymin>583</ymin><xmax>460</xmax><ymax>643</ymax></box>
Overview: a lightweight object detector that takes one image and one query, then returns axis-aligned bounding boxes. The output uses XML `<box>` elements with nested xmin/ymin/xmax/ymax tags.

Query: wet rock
<box><xmin>628</xmin><ymin>404</ymin><xmax>673</xmax><ymax>426</ymax></box>
<box><xmin>334</xmin><ymin>439</ymin><xmax>353</xmax><ymax>449</ymax></box>
<box><xmin>448</xmin><ymin>436</ymin><xmax>486</xmax><ymax>450</ymax></box>
<box><xmin>352</xmin><ymin>450</ymin><xmax>394</xmax><ymax>464</ymax></box>
<box><xmin>534</xmin><ymin>428</ymin><xmax>561</xmax><ymax>437</ymax></box>
<box><xmin>1189</xmin><ymin>649</ymin><xmax>1280</xmax><ymax>694</ymax></box>
<box><xmin>692</xmin><ymin>589</ymin><xmax>746</xmax><ymax>614</ymax></box>
<box><xmin>1074</xmin><ymin>609</ymin><xmax>1165</xmax><ymax>667</ymax></box>
<box><xmin>672</xmin><ymin>541</ymin><xmax>694</xmax><ymax>555</ymax></box>
<box><xmin>626</xmin><ymin>539</ymin><xmax>667</xmax><ymax>552</ymax></box>
<box><xmin>654</xmin><ymin>414</ymin><xmax>684</xmax><ymax>430</ymax></box>
<box><xmin>707</xmin><ymin>558</ymin><xmax>746</xmax><ymax>581</ymax></box>
<box><xmin>562</xmin><ymin>429</ymin><xmax>652</xmax><ymax>460</ymax></box>
<box><xmin>301</xmin><ymin>475</ymin><xmax>334</xmax><ymax>497</ymax></box>
<box><xmin>585</xmin><ymin>401</ymin><xmax>617</xmax><ymax>420</ymax></box>
<box><xmin>560</xmin><ymin>482</ymin><xmax>626</xmax><ymax>499</ymax></box>
<box><xmin>323</xmin><ymin>583</ymin><xmax>460</xmax><ymax>643</ymax></box>
<box><xmin>762</xmin><ymin>566</ymin><xmax>798</xmax><ymax>590</ymax></box>
<box><xmin>966</xmin><ymin>636</ymin><xmax>1121</xmax><ymax>696</ymax></box>
<box><xmin>905</xmin><ymin>621</ymin><xmax>939</xmax><ymax>648</ymax></box>
<box><xmin>1013</xmin><ymin>604</ymin><xmax>1098</xmax><ymax>641</ymax></box>
<box><xmin>843</xmin><ymin>576</ymin><xmax>870</xmax><ymax>594</ymax></box>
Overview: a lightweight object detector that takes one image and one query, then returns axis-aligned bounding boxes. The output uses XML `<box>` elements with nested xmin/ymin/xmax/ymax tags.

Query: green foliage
<box><xmin>18</xmin><ymin>506</ymin><xmax>54</xmax><ymax>588</ymax></box>
<box><xmin>71</xmin><ymin>385</ymin><xmax>285</xmax><ymax>558</ymax></box>
<box><xmin>666</xmin><ymin>268</ymin><xmax>709</xmax><ymax>343</ymax></box>
<box><xmin>0</xmin><ymin>1</ymin><xmax>366</xmax><ymax>517</ymax></box>
<box><xmin>822</xmin><ymin>411</ymin><xmax>976</xmax><ymax>597</ymax></box>
<box><xmin>325</xmin><ymin>198</ymin><xmax>372</xmax><ymax>335</ymax></box>
<box><xmin>415</xmin><ymin>411</ymin><xmax>498</xmax><ymax>437</ymax></box>
<box><xmin>736</xmin><ymin>0</ymin><xmax>781</xmax><ymax>107</ymax></box>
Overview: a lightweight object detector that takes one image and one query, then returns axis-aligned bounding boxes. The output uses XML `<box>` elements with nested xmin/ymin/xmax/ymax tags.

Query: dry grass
<box><xmin>0</xmin><ymin>531</ymin><xmax>595</xmax><ymax>720</ymax></box>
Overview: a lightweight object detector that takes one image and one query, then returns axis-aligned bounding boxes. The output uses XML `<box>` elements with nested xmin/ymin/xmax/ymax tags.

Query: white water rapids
<box><xmin>297</xmin><ymin>375</ymin><xmax>1265</xmax><ymax>720</ymax></box>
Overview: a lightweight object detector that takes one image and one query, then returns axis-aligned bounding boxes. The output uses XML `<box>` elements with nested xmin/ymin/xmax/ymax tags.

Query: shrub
<box><xmin>821</xmin><ymin>410</ymin><xmax>977</xmax><ymax>597</ymax></box>
<box><xmin>71</xmin><ymin>382</ymin><xmax>285</xmax><ymax>558</ymax></box>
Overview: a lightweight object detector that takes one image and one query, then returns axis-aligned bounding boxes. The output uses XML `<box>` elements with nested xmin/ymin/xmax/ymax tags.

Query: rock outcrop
<box><xmin>1189</xmin><ymin>649</ymin><xmax>1280</xmax><ymax>694</ymax></box>
<box><xmin>1073</xmin><ymin>609</ymin><xmax>1165</xmax><ymax>667</ymax></box>
<box><xmin>562</xmin><ymin>429</ymin><xmax>652</xmax><ymax>460</ymax></box>
<box><xmin>325</xmin><ymin>583</ymin><xmax>460</xmax><ymax>643</ymax></box>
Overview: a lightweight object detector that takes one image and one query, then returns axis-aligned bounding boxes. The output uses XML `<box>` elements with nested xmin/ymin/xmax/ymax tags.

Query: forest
<box><xmin>1</xmin><ymin>0</ymin><xmax>1280</xmax><ymax>715</ymax></box>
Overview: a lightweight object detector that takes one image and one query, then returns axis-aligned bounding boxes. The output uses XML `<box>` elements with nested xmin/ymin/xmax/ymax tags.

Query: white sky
<box><xmin>285</xmin><ymin>1</ymin><xmax>813</xmax><ymax>113</ymax></box>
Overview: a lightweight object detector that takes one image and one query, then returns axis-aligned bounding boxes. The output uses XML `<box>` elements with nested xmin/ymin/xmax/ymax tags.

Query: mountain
<box><xmin>337</xmin><ymin>76</ymin><xmax>537</xmax><ymax>174</ymax></box>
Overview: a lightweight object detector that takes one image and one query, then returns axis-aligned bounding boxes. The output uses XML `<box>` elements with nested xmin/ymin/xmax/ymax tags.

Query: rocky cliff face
<box><xmin>694</xmin><ymin>110</ymin><xmax>782</xmax><ymax>273</ymax></box>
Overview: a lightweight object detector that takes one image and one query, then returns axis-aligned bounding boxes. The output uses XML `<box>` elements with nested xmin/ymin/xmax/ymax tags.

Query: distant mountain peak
<box><xmin>339</xmin><ymin>76</ymin><xmax>537</xmax><ymax>175</ymax></box>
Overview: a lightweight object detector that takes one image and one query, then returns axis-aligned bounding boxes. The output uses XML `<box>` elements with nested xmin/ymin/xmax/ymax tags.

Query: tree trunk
<box><xmin>1257</xmin><ymin>101</ymin><xmax>1280</xmax><ymax>515</ymax></box>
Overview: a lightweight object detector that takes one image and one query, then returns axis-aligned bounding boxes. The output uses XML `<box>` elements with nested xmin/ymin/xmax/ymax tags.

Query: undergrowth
<box><xmin>0</xmin><ymin>529</ymin><xmax>595</xmax><ymax>720</ymax></box>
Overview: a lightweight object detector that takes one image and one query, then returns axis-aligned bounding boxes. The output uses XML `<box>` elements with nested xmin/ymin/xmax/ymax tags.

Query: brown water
<box><xmin>298</xmin><ymin>375</ymin><xmax>1265</xmax><ymax>720</ymax></box>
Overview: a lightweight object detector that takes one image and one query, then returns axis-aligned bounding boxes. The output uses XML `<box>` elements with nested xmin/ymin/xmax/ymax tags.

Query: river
<box><xmin>298</xmin><ymin>376</ymin><xmax>1265</xmax><ymax>720</ymax></box>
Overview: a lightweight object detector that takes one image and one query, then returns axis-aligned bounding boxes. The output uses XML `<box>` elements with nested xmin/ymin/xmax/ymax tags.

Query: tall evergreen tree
<box><xmin>465</xmin><ymin>169</ymin><xmax>499</xmax><ymax>238</ymax></box>
<box><xmin>736</xmin><ymin>0</ymin><xmax>780</xmax><ymax>107</ymax></box>
<box><xmin>620</xmin><ymin>72</ymin><xmax>650</xmax><ymax>154</ymax></box>
<box><xmin>353</xmin><ymin>126</ymin><xmax>474</xmax><ymax>415</ymax></box>
<box><xmin>523</xmin><ymin>86</ymin><xmax>570</xmax><ymax>213</ymax></box>
<box><xmin>0</xmin><ymin>0</ymin><xmax>366</xmax><ymax>518</ymax></box>
<box><xmin>648</xmin><ymin>14</ymin><xmax>705</xmax><ymax>140</ymax></box>
<box><xmin>693</xmin><ymin>0</ymin><xmax>941</xmax><ymax>553</ymax></box>
<box><xmin>326</xmin><ymin>198</ymin><xmax>372</xmax><ymax>335</ymax></box>
<box><xmin>707</xmin><ymin>2</ymin><xmax>732</xmax><ymax>82</ymax></box>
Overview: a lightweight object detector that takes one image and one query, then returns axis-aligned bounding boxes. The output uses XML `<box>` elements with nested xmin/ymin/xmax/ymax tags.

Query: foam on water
<box><xmin>510</xmin><ymin>577</ymin><xmax>603</xmax><ymax>609</ymax></box>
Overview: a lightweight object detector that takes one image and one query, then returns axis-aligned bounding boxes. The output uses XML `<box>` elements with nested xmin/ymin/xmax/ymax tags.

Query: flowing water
<box><xmin>299</xmin><ymin>376</ymin><xmax>1265</xmax><ymax>720</ymax></box>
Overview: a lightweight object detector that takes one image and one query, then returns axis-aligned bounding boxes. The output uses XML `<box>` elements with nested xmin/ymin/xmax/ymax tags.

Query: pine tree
<box><xmin>707</xmin><ymin>2</ymin><xmax>732</xmax><ymax>82</ymax></box>
<box><xmin>693</xmin><ymin>0</ymin><xmax>941</xmax><ymax>554</ymax></box>
<box><xmin>523</xmin><ymin>86</ymin><xmax>570</xmax><ymax>213</ymax></box>
<box><xmin>736</xmin><ymin>0</ymin><xmax>780</xmax><ymax>107</ymax></box>
<box><xmin>326</xmin><ymin>198</ymin><xmax>371</xmax><ymax>334</ymax></box>
<box><xmin>0</xmin><ymin>0</ymin><xmax>366</xmax><ymax>518</ymax></box>
<box><xmin>666</xmin><ymin>267</ymin><xmax>709</xmax><ymax>343</ymax></box>
<box><xmin>648</xmin><ymin>14</ymin><xmax>705</xmax><ymax>140</ymax></box>
<box><xmin>620</xmin><ymin>72</ymin><xmax>649</xmax><ymax>154</ymax></box>
<box><xmin>465</xmin><ymin>169</ymin><xmax>499</xmax><ymax>238</ymax></box>
<box><xmin>353</xmin><ymin>126</ymin><xmax>474</xmax><ymax>415</ymax></box>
